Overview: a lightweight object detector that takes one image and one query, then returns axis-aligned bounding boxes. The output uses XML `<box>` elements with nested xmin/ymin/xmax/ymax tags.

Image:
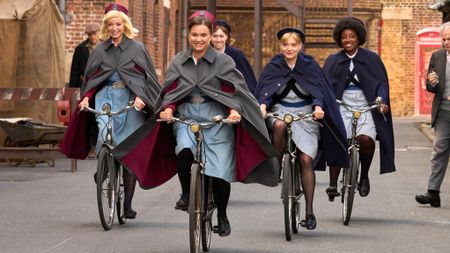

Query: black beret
<box><xmin>216</xmin><ymin>20</ymin><xmax>231</xmax><ymax>33</ymax></box>
<box><xmin>276</xmin><ymin>27</ymin><xmax>305</xmax><ymax>43</ymax></box>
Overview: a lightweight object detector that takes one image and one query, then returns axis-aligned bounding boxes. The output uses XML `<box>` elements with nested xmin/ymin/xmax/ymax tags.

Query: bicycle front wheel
<box><xmin>342</xmin><ymin>147</ymin><xmax>359</xmax><ymax>225</ymax></box>
<box><xmin>282</xmin><ymin>153</ymin><xmax>294</xmax><ymax>241</ymax></box>
<box><xmin>189</xmin><ymin>163</ymin><xmax>202</xmax><ymax>253</ymax></box>
<box><xmin>292</xmin><ymin>159</ymin><xmax>301</xmax><ymax>234</ymax></box>
<box><xmin>96</xmin><ymin>147</ymin><xmax>116</xmax><ymax>230</ymax></box>
<box><xmin>201</xmin><ymin>178</ymin><xmax>213</xmax><ymax>252</ymax></box>
<box><xmin>116</xmin><ymin>163</ymin><xmax>126</xmax><ymax>225</ymax></box>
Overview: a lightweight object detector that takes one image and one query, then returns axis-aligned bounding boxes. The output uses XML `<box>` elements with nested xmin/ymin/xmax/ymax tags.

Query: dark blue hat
<box><xmin>276</xmin><ymin>27</ymin><xmax>305</xmax><ymax>43</ymax></box>
<box><xmin>216</xmin><ymin>20</ymin><xmax>231</xmax><ymax>33</ymax></box>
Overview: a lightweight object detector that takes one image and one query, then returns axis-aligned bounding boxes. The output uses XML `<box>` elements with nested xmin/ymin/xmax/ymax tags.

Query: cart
<box><xmin>0</xmin><ymin>118</ymin><xmax>66</xmax><ymax>166</ymax></box>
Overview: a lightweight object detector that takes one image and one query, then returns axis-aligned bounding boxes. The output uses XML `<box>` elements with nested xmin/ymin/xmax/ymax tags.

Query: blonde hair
<box><xmin>100</xmin><ymin>10</ymin><xmax>135</xmax><ymax>40</ymax></box>
<box><xmin>279</xmin><ymin>32</ymin><xmax>302</xmax><ymax>44</ymax></box>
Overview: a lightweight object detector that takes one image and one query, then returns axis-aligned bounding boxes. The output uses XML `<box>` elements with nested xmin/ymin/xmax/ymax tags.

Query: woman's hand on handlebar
<box><xmin>79</xmin><ymin>97</ymin><xmax>89</xmax><ymax>110</ymax></box>
<box><xmin>134</xmin><ymin>96</ymin><xmax>146</xmax><ymax>111</ymax></box>
<box><xmin>312</xmin><ymin>106</ymin><xmax>325</xmax><ymax>120</ymax></box>
<box><xmin>379</xmin><ymin>103</ymin><xmax>389</xmax><ymax>113</ymax></box>
<box><xmin>227</xmin><ymin>109</ymin><xmax>241</xmax><ymax>123</ymax></box>
<box><xmin>159</xmin><ymin>108</ymin><xmax>174</xmax><ymax>122</ymax></box>
<box><xmin>260</xmin><ymin>104</ymin><xmax>268</xmax><ymax>119</ymax></box>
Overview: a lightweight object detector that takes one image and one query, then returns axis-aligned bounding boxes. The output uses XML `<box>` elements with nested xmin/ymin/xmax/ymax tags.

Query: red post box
<box><xmin>415</xmin><ymin>27</ymin><xmax>442</xmax><ymax>115</ymax></box>
<box><xmin>56</xmin><ymin>100</ymin><xmax>71</xmax><ymax>124</ymax></box>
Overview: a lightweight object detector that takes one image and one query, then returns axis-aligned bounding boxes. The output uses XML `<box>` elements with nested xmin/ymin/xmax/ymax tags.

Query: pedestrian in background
<box><xmin>211</xmin><ymin>19</ymin><xmax>258</xmax><ymax>93</ymax></box>
<box><xmin>415</xmin><ymin>22</ymin><xmax>450</xmax><ymax>208</ymax></box>
<box><xmin>69</xmin><ymin>22</ymin><xmax>101</xmax><ymax>88</ymax></box>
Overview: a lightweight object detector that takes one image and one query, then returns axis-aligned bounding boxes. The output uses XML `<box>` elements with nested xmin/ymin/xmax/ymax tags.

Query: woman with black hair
<box><xmin>323</xmin><ymin>17</ymin><xmax>395</xmax><ymax>201</ymax></box>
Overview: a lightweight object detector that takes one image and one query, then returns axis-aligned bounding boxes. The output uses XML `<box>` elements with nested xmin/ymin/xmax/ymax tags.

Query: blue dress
<box><xmin>95</xmin><ymin>72</ymin><xmax>146</xmax><ymax>154</ymax></box>
<box><xmin>173</xmin><ymin>88</ymin><xmax>236</xmax><ymax>182</ymax></box>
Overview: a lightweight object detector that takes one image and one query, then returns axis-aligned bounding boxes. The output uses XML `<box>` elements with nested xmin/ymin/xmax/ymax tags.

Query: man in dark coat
<box><xmin>69</xmin><ymin>23</ymin><xmax>101</xmax><ymax>88</ymax></box>
<box><xmin>113</xmin><ymin>46</ymin><xmax>280</xmax><ymax>189</ymax></box>
<box><xmin>255</xmin><ymin>53</ymin><xmax>349</xmax><ymax>170</ymax></box>
<box><xmin>415</xmin><ymin>22</ymin><xmax>450</xmax><ymax>208</ymax></box>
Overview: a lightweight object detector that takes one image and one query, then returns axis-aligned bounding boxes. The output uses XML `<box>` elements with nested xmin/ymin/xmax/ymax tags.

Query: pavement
<box><xmin>0</xmin><ymin>116</ymin><xmax>449</xmax><ymax>253</ymax></box>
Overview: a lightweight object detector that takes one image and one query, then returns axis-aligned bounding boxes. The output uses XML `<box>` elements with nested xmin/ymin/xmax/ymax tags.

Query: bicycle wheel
<box><xmin>201</xmin><ymin>178</ymin><xmax>213</xmax><ymax>252</ymax></box>
<box><xmin>282</xmin><ymin>153</ymin><xmax>293</xmax><ymax>241</ymax></box>
<box><xmin>342</xmin><ymin>147</ymin><xmax>359</xmax><ymax>225</ymax></box>
<box><xmin>116</xmin><ymin>163</ymin><xmax>126</xmax><ymax>225</ymax></box>
<box><xmin>96</xmin><ymin>147</ymin><xmax>116</xmax><ymax>230</ymax></box>
<box><xmin>189</xmin><ymin>163</ymin><xmax>202</xmax><ymax>253</ymax></box>
<box><xmin>292</xmin><ymin>159</ymin><xmax>301</xmax><ymax>234</ymax></box>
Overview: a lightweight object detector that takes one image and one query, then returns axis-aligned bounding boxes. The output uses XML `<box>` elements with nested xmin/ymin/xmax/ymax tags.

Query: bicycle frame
<box><xmin>337</xmin><ymin>98</ymin><xmax>383</xmax><ymax>225</ymax></box>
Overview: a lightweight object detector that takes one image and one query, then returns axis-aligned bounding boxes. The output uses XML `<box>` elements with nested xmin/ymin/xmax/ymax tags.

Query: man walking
<box><xmin>415</xmin><ymin>22</ymin><xmax>450</xmax><ymax>207</ymax></box>
<box><xmin>69</xmin><ymin>23</ymin><xmax>101</xmax><ymax>88</ymax></box>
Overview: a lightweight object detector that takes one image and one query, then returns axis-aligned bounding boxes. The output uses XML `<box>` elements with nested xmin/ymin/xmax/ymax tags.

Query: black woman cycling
<box><xmin>112</xmin><ymin>10</ymin><xmax>279</xmax><ymax>240</ymax></box>
<box><xmin>323</xmin><ymin>17</ymin><xmax>395</xmax><ymax>201</ymax></box>
<box><xmin>255</xmin><ymin>27</ymin><xmax>348</xmax><ymax>230</ymax></box>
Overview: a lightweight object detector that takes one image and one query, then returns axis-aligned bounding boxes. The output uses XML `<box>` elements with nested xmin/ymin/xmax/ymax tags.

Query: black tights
<box><xmin>272</xmin><ymin>121</ymin><xmax>316</xmax><ymax>215</ymax></box>
<box><xmin>177</xmin><ymin>148</ymin><xmax>231</xmax><ymax>218</ymax></box>
<box><xmin>123</xmin><ymin>168</ymin><xmax>136</xmax><ymax>211</ymax></box>
<box><xmin>329</xmin><ymin>135</ymin><xmax>375</xmax><ymax>186</ymax></box>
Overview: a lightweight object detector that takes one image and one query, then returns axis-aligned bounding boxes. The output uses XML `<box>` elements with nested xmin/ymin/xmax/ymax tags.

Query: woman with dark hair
<box><xmin>211</xmin><ymin>20</ymin><xmax>258</xmax><ymax>93</ymax></box>
<box><xmin>61</xmin><ymin>3</ymin><xmax>161</xmax><ymax>219</ymax></box>
<box><xmin>113</xmin><ymin>10</ymin><xmax>279</xmax><ymax>237</ymax></box>
<box><xmin>323</xmin><ymin>17</ymin><xmax>395</xmax><ymax>201</ymax></box>
<box><xmin>255</xmin><ymin>27</ymin><xmax>348</xmax><ymax>230</ymax></box>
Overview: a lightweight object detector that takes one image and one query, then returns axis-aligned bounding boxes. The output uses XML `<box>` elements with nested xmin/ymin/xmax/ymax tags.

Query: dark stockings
<box><xmin>271</xmin><ymin>120</ymin><xmax>287</xmax><ymax>163</ymax></box>
<box><xmin>357</xmin><ymin>135</ymin><xmax>375</xmax><ymax>180</ymax></box>
<box><xmin>328</xmin><ymin>134</ymin><xmax>375</xmax><ymax>186</ymax></box>
<box><xmin>123</xmin><ymin>169</ymin><xmax>137</xmax><ymax>211</ymax></box>
<box><xmin>212</xmin><ymin>177</ymin><xmax>231</xmax><ymax>219</ymax></box>
<box><xmin>299</xmin><ymin>152</ymin><xmax>315</xmax><ymax>215</ymax></box>
<box><xmin>176</xmin><ymin>148</ymin><xmax>194</xmax><ymax>199</ymax></box>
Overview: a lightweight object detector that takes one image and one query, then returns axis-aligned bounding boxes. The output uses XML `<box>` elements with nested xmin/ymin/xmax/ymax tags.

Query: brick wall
<box><xmin>64</xmin><ymin>0</ymin><xmax>179</xmax><ymax>84</ymax></box>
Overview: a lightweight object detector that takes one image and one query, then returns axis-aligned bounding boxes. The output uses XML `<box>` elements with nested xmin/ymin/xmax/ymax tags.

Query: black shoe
<box><xmin>124</xmin><ymin>208</ymin><xmax>137</xmax><ymax>219</ymax></box>
<box><xmin>358</xmin><ymin>178</ymin><xmax>370</xmax><ymax>197</ymax></box>
<box><xmin>213</xmin><ymin>216</ymin><xmax>231</xmax><ymax>237</ymax></box>
<box><xmin>415</xmin><ymin>191</ymin><xmax>440</xmax><ymax>207</ymax></box>
<box><xmin>301</xmin><ymin>214</ymin><xmax>317</xmax><ymax>230</ymax></box>
<box><xmin>174</xmin><ymin>197</ymin><xmax>189</xmax><ymax>211</ymax></box>
<box><xmin>326</xmin><ymin>187</ymin><xmax>340</xmax><ymax>202</ymax></box>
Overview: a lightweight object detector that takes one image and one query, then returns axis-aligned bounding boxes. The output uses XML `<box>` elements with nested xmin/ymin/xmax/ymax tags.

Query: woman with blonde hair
<box><xmin>61</xmin><ymin>3</ymin><xmax>161</xmax><ymax>219</ymax></box>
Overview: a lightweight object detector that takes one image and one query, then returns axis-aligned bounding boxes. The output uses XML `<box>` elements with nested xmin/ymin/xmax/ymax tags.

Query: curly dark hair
<box><xmin>332</xmin><ymin>17</ymin><xmax>366</xmax><ymax>48</ymax></box>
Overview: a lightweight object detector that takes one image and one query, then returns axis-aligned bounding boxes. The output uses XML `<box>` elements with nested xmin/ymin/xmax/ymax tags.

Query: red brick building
<box><xmin>63</xmin><ymin>0</ymin><xmax>442</xmax><ymax>117</ymax></box>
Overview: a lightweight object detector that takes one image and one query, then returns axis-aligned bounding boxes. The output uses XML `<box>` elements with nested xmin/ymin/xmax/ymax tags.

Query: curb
<box><xmin>418</xmin><ymin>122</ymin><xmax>434</xmax><ymax>143</ymax></box>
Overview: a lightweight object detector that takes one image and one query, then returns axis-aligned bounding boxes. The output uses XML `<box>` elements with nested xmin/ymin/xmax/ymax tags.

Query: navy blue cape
<box><xmin>323</xmin><ymin>48</ymin><xmax>395</xmax><ymax>174</ymax></box>
<box><xmin>225</xmin><ymin>46</ymin><xmax>258</xmax><ymax>94</ymax></box>
<box><xmin>255</xmin><ymin>53</ymin><xmax>349</xmax><ymax>169</ymax></box>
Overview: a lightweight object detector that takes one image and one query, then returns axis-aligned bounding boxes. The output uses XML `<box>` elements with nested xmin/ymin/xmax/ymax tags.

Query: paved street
<box><xmin>0</xmin><ymin>117</ymin><xmax>449</xmax><ymax>253</ymax></box>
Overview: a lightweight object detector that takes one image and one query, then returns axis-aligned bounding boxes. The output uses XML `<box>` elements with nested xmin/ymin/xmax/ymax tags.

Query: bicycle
<box><xmin>267</xmin><ymin>112</ymin><xmax>321</xmax><ymax>241</ymax></box>
<box><xmin>158</xmin><ymin>115</ymin><xmax>236</xmax><ymax>253</ymax></box>
<box><xmin>337</xmin><ymin>97</ymin><xmax>384</xmax><ymax>226</ymax></box>
<box><xmin>81</xmin><ymin>101</ymin><xmax>137</xmax><ymax>231</ymax></box>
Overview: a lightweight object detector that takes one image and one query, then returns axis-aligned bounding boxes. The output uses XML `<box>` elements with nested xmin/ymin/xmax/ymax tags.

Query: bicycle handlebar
<box><xmin>157</xmin><ymin>115</ymin><xmax>239</xmax><ymax>127</ymax></box>
<box><xmin>337</xmin><ymin>96</ymin><xmax>387</xmax><ymax>121</ymax></box>
<box><xmin>80</xmin><ymin>101</ymin><xmax>137</xmax><ymax>116</ymax></box>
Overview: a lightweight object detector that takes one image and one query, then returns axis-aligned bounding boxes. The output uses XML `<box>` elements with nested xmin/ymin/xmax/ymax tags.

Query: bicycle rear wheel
<box><xmin>201</xmin><ymin>178</ymin><xmax>213</xmax><ymax>252</ymax></box>
<box><xmin>292</xmin><ymin>160</ymin><xmax>301</xmax><ymax>234</ymax></box>
<box><xmin>189</xmin><ymin>163</ymin><xmax>202</xmax><ymax>253</ymax></box>
<box><xmin>116</xmin><ymin>163</ymin><xmax>126</xmax><ymax>225</ymax></box>
<box><xmin>282</xmin><ymin>153</ymin><xmax>293</xmax><ymax>241</ymax></box>
<box><xmin>96</xmin><ymin>147</ymin><xmax>116</xmax><ymax>230</ymax></box>
<box><xmin>342</xmin><ymin>147</ymin><xmax>359</xmax><ymax>225</ymax></box>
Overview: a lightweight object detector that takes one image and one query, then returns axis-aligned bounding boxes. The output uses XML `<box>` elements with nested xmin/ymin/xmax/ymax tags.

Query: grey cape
<box><xmin>113</xmin><ymin>46</ymin><xmax>280</xmax><ymax>188</ymax></box>
<box><xmin>60</xmin><ymin>36</ymin><xmax>161</xmax><ymax>159</ymax></box>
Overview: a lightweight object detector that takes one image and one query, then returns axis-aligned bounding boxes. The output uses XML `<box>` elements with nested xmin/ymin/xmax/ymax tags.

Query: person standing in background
<box><xmin>211</xmin><ymin>20</ymin><xmax>258</xmax><ymax>94</ymax></box>
<box><xmin>69</xmin><ymin>23</ymin><xmax>101</xmax><ymax>88</ymax></box>
<box><xmin>415</xmin><ymin>22</ymin><xmax>450</xmax><ymax>208</ymax></box>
